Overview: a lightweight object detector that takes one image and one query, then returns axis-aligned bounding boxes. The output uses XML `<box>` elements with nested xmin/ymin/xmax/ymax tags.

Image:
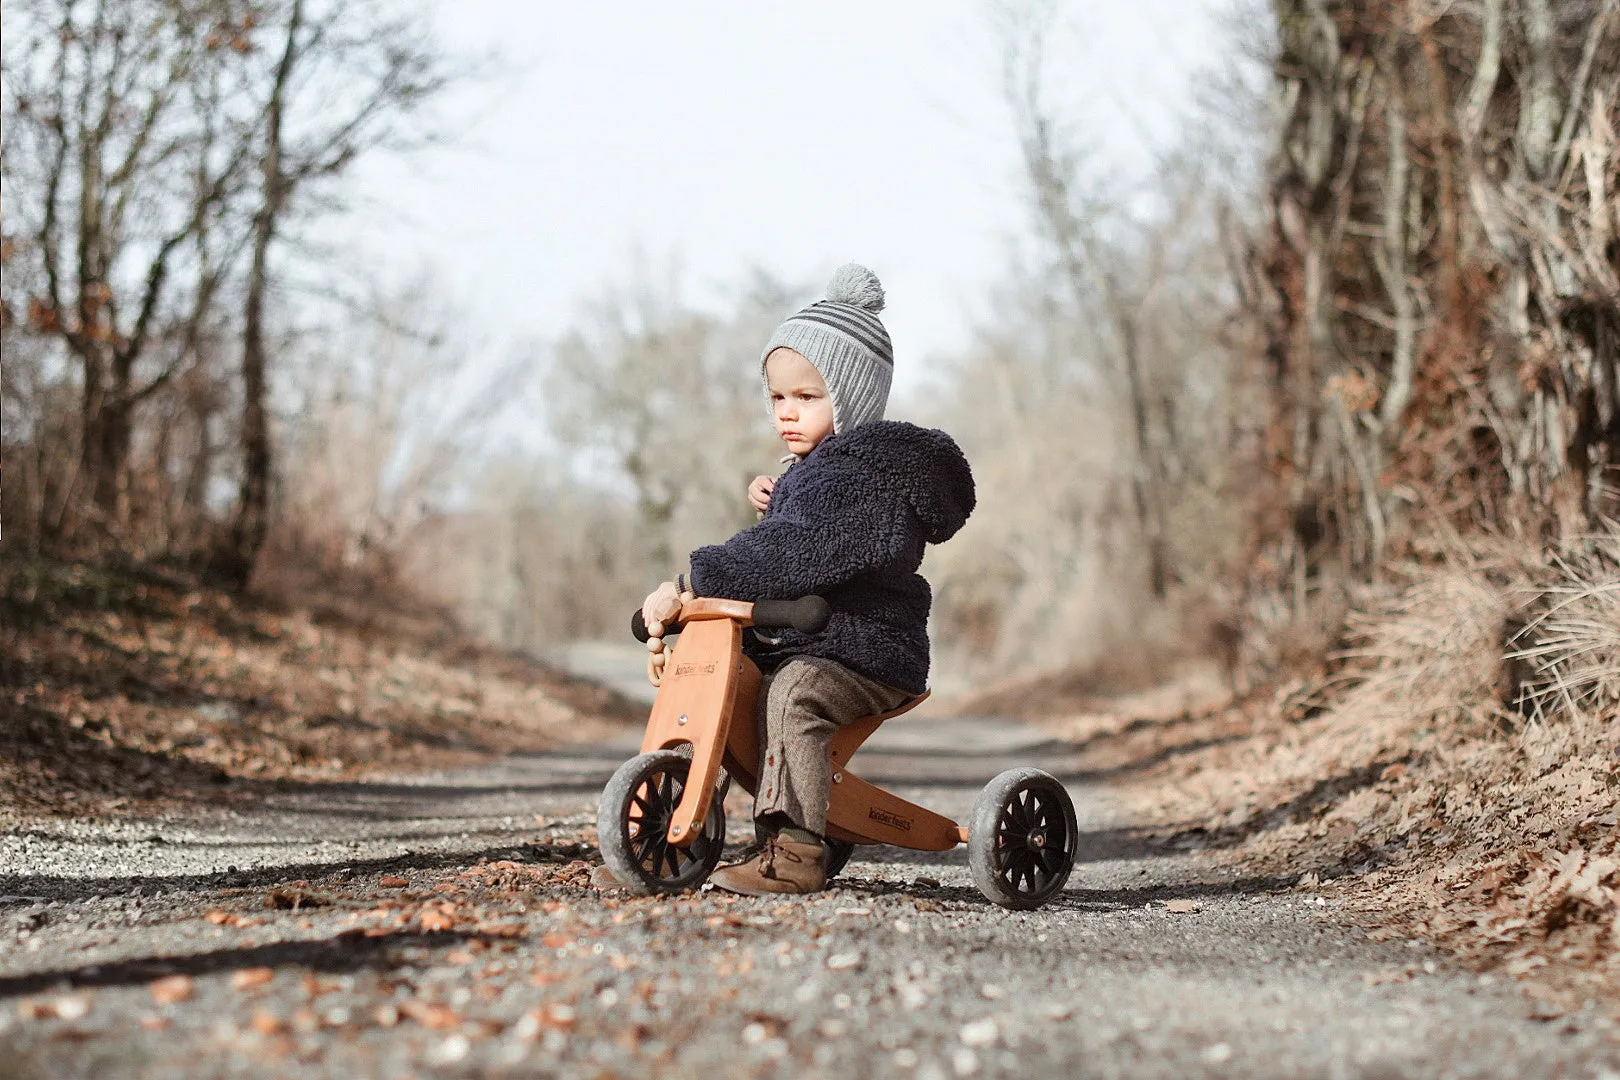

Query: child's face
<box><xmin>765</xmin><ymin>347</ymin><xmax>835</xmax><ymax>454</ymax></box>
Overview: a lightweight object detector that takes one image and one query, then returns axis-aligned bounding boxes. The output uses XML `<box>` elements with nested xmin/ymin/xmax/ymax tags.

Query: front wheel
<box><xmin>967</xmin><ymin>767</ymin><xmax>1077</xmax><ymax>910</ymax></box>
<box><xmin>596</xmin><ymin>750</ymin><xmax>726</xmax><ymax>895</ymax></box>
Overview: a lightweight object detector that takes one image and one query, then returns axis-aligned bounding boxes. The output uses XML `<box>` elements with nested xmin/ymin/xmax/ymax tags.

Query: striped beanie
<box><xmin>760</xmin><ymin>263</ymin><xmax>893</xmax><ymax>434</ymax></box>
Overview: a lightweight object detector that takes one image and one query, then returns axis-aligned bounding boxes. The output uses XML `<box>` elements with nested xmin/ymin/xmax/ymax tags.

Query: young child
<box><xmin>640</xmin><ymin>264</ymin><xmax>975</xmax><ymax>896</ymax></box>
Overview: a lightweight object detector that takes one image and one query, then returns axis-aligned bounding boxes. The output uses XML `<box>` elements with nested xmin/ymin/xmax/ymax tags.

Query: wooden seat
<box><xmin>828</xmin><ymin>690</ymin><xmax>929</xmax><ymax>770</ymax></box>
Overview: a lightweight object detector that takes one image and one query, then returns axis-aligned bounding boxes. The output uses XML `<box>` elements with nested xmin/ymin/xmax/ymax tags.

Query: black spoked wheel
<box><xmin>596</xmin><ymin>750</ymin><xmax>726</xmax><ymax>895</ymax></box>
<box><xmin>823</xmin><ymin>838</ymin><xmax>856</xmax><ymax>881</ymax></box>
<box><xmin>967</xmin><ymin>767</ymin><xmax>1077</xmax><ymax>910</ymax></box>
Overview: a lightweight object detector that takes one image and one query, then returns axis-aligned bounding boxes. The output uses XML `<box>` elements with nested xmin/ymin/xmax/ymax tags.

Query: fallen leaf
<box><xmin>231</xmin><ymin>968</ymin><xmax>275</xmax><ymax>991</ymax></box>
<box><xmin>399</xmin><ymin>1000</ymin><xmax>460</xmax><ymax>1030</ymax></box>
<box><xmin>419</xmin><ymin>908</ymin><xmax>456</xmax><ymax>933</ymax></box>
<box><xmin>542</xmin><ymin>1003</ymin><xmax>577</xmax><ymax>1029</ymax></box>
<box><xmin>475</xmin><ymin>922</ymin><xmax>525</xmax><ymax>938</ymax></box>
<box><xmin>204</xmin><ymin>910</ymin><xmax>232</xmax><ymax>925</ymax></box>
<box><xmin>379</xmin><ymin>876</ymin><xmax>409</xmax><ymax>888</ymax></box>
<box><xmin>148</xmin><ymin>975</ymin><xmax>194</xmax><ymax>1005</ymax></box>
<box><xmin>1164</xmin><ymin>899</ymin><xmax>1202</xmax><ymax>914</ymax></box>
<box><xmin>250</xmin><ymin>1009</ymin><xmax>286</xmax><ymax>1035</ymax></box>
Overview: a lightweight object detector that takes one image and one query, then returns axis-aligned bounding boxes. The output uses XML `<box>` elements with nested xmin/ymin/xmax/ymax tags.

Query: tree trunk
<box><xmin>216</xmin><ymin>0</ymin><xmax>302</xmax><ymax>591</ymax></box>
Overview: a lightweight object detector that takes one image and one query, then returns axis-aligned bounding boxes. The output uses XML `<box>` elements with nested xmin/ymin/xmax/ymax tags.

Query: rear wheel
<box><xmin>596</xmin><ymin>750</ymin><xmax>726</xmax><ymax>895</ymax></box>
<box><xmin>823</xmin><ymin>838</ymin><xmax>856</xmax><ymax>880</ymax></box>
<box><xmin>967</xmin><ymin>768</ymin><xmax>1077</xmax><ymax>910</ymax></box>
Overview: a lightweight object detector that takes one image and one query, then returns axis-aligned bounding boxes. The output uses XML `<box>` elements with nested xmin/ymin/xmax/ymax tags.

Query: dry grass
<box><xmin>1025</xmin><ymin>534</ymin><xmax>1619</xmax><ymax>1016</ymax></box>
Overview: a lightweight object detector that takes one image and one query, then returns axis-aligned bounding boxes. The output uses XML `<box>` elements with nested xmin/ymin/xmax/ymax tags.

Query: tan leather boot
<box><xmin>709</xmin><ymin>834</ymin><xmax>827</xmax><ymax>896</ymax></box>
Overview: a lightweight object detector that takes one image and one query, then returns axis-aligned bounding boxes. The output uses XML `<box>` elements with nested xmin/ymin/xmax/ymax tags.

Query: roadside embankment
<box><xmin>961</xmin><ymin>537</ymin><xmax>1620</xmax><ymax>1018</ymax></box>
<box><xmin>1</xmin><ymin>558</ymin><xmax>639</xmax><ymax>825</ymax></box>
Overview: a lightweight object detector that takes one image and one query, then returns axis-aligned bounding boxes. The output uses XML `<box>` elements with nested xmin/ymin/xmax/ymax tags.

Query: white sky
<box><xmin>343</xmin><ymin>1</ymin><xmax>1229</xmax><ymax>400</ymax></box>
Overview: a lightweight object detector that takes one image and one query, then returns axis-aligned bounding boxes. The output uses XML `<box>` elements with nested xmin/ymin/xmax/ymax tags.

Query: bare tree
<box><xmin>994</xmin><ymin>1</ymin><xmax>1254</xmax><ymax>602</ymax></box>
<box><xmin>1</xmin><ymin>0</ymin><xmax>258</xmax><ymax>537</ymax></box>
<box><xmin>213</xmin><ymin>0</ymin><xmax>453</xmax><ymax>589</ymax></box>
<box><xmin>544</xmin><ymin>263</ymin><xmax>791</xmax><ymax>577</ymax></box>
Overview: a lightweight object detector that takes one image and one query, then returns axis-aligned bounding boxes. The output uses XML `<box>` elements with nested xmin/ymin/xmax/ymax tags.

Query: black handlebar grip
<box><xmin>752</xmin><ymin>596</ymin><xmax>832</xmax><ymax>635</ymax></box>
<box><xmin>630</xmin><ymin>608</ymin><xmax>693</xmax><ymax>641</ymax></box>
<box><xmin>631</xmin><ymin>596</ymin><xmax>831</xmax><ymax>641</ymax></box>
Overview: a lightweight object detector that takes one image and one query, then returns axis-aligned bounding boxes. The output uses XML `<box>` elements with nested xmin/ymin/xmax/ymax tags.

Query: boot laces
<box><xmin>758</xmin><ymin>836</ymin><xmax>804</xmax><ymax>879</ymax></box>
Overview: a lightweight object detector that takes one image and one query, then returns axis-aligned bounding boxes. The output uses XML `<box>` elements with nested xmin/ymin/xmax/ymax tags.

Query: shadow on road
<box><xmin>0</xmin><ymin>842</ymin><xmax>579</xmax><ymax>904</ymax></box>
<box><xmin>0</xmin><ymin>927</ymin><xmax>523</xmax><ymax>999</ymax></box>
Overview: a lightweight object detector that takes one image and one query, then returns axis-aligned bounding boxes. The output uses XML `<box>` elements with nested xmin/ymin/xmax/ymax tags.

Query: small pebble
<box><xmin>959</xmin><ymin>1018</ymin><xmax>999</xmax><ymax>1048</ymax></box>
<box><xmin>433</xmin><ymin>1033</ymin><xmax>471</xmax><ymax>1064</ymax></box>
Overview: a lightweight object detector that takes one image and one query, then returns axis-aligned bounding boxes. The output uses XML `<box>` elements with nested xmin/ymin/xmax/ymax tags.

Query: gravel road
<box><xmin>3</xmin><ymin>695</ymin><xmax>1617</xmax><ymax>1079</ymax></box>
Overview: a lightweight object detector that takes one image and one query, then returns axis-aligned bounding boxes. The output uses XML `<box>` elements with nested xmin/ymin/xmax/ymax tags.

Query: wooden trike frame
<box><xmin>639</xmin><ymin>598</ymin><xmax>963</xmax><ymax>854</ymax></box>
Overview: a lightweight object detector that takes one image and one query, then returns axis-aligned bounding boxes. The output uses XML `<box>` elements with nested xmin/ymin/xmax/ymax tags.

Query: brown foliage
<box><xmin>1241</xmin><ymin>0</ymin><xmax>1620</xmax><ymax>599</ymax></box>
<box><xmin>0</xmin><ymin>557</ymin><xmax>636</xmax><ymax>822</ymax></box>
<box><xmin>1089</xmin><ymin>535</ymin><xmax>1620</xmax><ymax>1011</ymax></box>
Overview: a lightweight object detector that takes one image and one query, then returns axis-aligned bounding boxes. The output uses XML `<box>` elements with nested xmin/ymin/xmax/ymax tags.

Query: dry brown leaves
<box><xmin>0</xmin><ymin>558</ymin><xmax>633</xmax><ymax>820</ymax></box>
<box><xmin>147</xmin><ymin>975</ymin><xmax>195</xmax><ymax>1005</ymax></box>
<box><xmin>231</xmin><ymin>968</ymin><xmax>276</xmax><ymax>991</ymax></box>
<box><xmin>1039</xmin><ymin>538</ymin><xmax>1620</xmax><ymax>1014</ymax></box>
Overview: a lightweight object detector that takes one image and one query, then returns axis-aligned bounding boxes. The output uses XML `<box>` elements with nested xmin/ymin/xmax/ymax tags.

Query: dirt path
<box><xmin>3</xmin><ymin>704</ymin><xmax>1616</xmax><ymax>1079</ymax></box>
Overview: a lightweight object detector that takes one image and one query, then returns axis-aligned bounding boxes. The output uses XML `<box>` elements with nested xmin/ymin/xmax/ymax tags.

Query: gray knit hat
<box><xmin>760</xmin><ymin>263</ymin><xmax>893</xmax><ymax>434</ymax></box>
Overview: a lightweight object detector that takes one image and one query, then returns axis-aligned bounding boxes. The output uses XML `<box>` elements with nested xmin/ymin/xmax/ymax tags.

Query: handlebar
<box><xmin>753</xmin><ymin>596</ymin><xmax>833</xmax><ymax>635</ymax></box>
<box><xmin>630</xmin><ymin>595</ymin><xmax>832</xmax><ymax>642</ymax></box>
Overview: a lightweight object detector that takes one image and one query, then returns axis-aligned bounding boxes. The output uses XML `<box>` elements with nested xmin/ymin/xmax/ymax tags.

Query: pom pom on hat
<box><xmin>825</xmin><ymin>263</ymin><xmax>885</xmax><ymax>313</ymax></box>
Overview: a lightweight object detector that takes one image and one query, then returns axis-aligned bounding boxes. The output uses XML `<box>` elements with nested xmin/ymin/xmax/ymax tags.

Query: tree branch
<box><xmin>1458</xmin><ymin>0</ymin><xmax>1502</xmax><ymax>143</ymax></box>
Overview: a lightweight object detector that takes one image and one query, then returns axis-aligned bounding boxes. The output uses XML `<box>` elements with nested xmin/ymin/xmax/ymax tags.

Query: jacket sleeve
<box><xmin>688</xmin><ymin>455</ymin><xmax>909</xmax><ymax>600</ymax></box>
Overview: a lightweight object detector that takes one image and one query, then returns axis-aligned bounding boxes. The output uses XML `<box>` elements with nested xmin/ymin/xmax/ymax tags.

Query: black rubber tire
<box><xmin>596</xmin><ymin>750</ymin><xmax>726</xmax><ymax>895</ymax></box>
<box><xmin>823</xmin><ymin>838</ymin><xmax>856</xmax><ymax>880</ymax></box>
<box><xmin>967</xmin><ymin>767</ymin><xmax>1078</xmax><ymax>910</ymax></box>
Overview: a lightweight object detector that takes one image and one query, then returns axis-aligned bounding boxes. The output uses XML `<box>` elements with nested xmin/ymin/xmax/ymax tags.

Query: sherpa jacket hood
<box><xmin>816</xmin><ymin>421</ymin><xmax>975</xmax><ymax>545</ymax></box>
<box><xmin>687</xmin><ymin>420</ymin><xmax>975</xmax><ymax>694</ymax></box>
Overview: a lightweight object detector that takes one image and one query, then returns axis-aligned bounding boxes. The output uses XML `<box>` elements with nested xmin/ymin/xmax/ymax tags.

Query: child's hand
<box><xmin>747</xmin><ymin>474</ymin><xmax>775</xmax><ymax>513</ymax></box>
<box><xmin>641</xmin><ymin>581</ymin><xmax>682</xmax><ymax>637</ymax></box>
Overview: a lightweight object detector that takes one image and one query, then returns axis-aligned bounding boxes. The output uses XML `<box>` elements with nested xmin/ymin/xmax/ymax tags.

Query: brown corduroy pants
<box><xmin>752</xmin><ymin>657</ymin><xmax>911</xmax><ymax>835</ymax></box>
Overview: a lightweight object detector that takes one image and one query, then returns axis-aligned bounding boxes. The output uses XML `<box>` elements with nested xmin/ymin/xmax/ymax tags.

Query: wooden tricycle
<box><xmin>594</xmin><ymin>596</ymin><xmax>1078</xmax><ymax>909</ymax></box>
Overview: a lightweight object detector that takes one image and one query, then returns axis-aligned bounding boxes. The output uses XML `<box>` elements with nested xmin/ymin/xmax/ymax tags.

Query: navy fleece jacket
<box><xmin>687</xmin><ymin>420</ymin><xmax>975</xmax><ymax>694</ymax></box>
